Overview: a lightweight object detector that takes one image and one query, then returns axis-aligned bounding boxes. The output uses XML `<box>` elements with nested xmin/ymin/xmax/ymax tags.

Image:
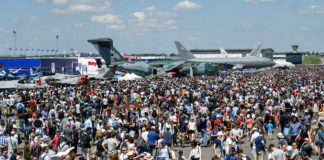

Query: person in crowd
<box><xmin>189</xmin><ymin>141</ymin><xmax>201</xmax><ymax>160</ymax></box>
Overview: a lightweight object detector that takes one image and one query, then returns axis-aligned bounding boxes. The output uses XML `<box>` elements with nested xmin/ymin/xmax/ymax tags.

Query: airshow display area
<box><xmin>0</xmin><ymin>38</ymin><xmax>303</xmax><ymax>78</ymax></box>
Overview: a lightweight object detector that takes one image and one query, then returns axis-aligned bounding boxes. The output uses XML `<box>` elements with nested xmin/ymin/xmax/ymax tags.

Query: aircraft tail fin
<box><xmin>174</xmin><ymin>41</ymin><xmax>195</xmax><ymax>59</ymax></box>
<box><xmin>250</xmin><ymin>42</ymin><xmax>263</xmax><ymax>57</ymax></box>
<box><xmin>88</xmin><ymin>38</ymin><xmax>126</xmax><ymax>67</ymax></box>
<box><xmin>95</xmin><ymin>58</ymin><xmax>103</xmax><ymax>68</ymax></box>
<box><xmin>220</xmin><ymin>47</ymin><xmax>228</xmax><ymax>58</ymax></box>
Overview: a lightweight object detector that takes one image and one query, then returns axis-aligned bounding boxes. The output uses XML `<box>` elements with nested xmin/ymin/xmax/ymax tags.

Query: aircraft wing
<box><xmin>162</xmin><ymin>60</ymin><xmax>186</xmax><ymax>72</ymax></box>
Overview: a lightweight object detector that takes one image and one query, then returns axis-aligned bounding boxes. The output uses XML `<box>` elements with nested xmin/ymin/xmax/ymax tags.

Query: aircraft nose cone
<box><xmin>271</xmin><ymin>61</ymin><xmax>276</xmax><ymax>66</ymax></box>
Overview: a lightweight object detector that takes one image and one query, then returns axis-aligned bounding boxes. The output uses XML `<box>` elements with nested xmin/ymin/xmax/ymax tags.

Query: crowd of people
<box><xmin>0</xmin><ymin>65</ymin><xmax>323</xmax><ymax>160</ymax></box>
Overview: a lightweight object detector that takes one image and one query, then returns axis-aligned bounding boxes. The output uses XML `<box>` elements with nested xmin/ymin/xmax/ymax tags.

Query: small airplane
<box><xmin>0</xmin><ymin>68</ymin><xmax>22</xmax><ymax>80</ymax></box>
<box><xmin>0</xmin><ymin>77</ymin><xmax>46</xmax><ymax>90</ymax></box>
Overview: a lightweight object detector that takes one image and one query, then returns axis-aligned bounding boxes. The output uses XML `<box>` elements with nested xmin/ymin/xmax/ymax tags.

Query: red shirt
<box><xmin>30</xmin><ymin>100</ymin><xmax>35</xmax><ymax>108</ymax></box>
<box><xmin>52</xmin><ymin>135</ymin><xmax>59</xmax><ymax>150</ymax></box>
<box><xmin>214</xmin><ymin>119</ymin><xmax>222</xmax><ymax>125</ymax></box>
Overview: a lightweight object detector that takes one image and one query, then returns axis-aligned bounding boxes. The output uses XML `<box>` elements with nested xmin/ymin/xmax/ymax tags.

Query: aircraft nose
<box><xmin>271</xmin><ymin>61</ymin><xmax>276</xmax><ymax>66</ymax></box>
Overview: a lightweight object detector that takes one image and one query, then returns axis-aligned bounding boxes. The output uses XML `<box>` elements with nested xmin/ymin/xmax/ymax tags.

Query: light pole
<box><xmin>13</xmin><ymin>30</ymin><xmax>16</xmax><ymax>57</ymax></box>
<box><xmin>56</xmin><ymin>35</ymin><xmax>59</xmax><ymax>57</ymax></box>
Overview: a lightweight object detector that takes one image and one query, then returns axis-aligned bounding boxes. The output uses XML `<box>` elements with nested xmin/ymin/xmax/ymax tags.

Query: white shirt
<box><xmin>188</xmin><ymin>121</ymin><xmax>196</xmax><ymax>131</ymax></box>
<box><xmin>84</xmin><ymin>118</ymin><xmax>92</xmax><ymax>129</ymax></box>
<box><xmin>119</xmin><ymin>153</ymin><xmax>127</xmax><ymax>160</ymax></box>
<box><xmin>224</xmin><ymin>137</ymin><xmax>233</xmax><ymax>154</ymax></box>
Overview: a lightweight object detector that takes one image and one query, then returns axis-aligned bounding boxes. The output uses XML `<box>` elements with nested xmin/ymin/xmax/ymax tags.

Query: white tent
<box><xmin>119</xmin><ymin>73</ymin><xmax>143</xmax><ymax>81</ymax></box>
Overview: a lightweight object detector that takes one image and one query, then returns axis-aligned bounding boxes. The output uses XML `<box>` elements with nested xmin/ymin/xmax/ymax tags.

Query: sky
<box><xmin>0</xmin><ymin>0</ymin><xmax>324</xmax><ymax>55</ymax></box>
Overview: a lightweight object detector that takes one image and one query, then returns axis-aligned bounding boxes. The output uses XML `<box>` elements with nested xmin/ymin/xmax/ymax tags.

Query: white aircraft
<box><xmin>273</xmin><ymin>60</ymin><xmax>295</xmax><ymax>68</ymax></box>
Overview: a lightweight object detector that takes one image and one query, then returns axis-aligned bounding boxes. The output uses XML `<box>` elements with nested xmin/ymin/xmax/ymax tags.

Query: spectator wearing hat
<box><xmin>157</xmin><ymin>139</ymin><xmax>172</xmax><ymax>160</ymax></box>
<box><xmin>266</xmin><ymin>120</ymin><xmax>274</xmax><ymax>140</ymax></box>
<box><xmin>188</xmin><ymin>118</ymin><xmax>196</xmax><ymax>142</ymax></box>
<box><xmin>301</xmin><ymin>138</ymin><xmax>313</xmax><ymax>158</ymax></box>
<box><xmin>163</xmin><ymin>126</ymin><xmax>172</xmax><ymax>147</ymax></box>
<box><xmin>277</xmin><ymin>133</ymin><xmax>286</xmax><ymax>150</ymax></box>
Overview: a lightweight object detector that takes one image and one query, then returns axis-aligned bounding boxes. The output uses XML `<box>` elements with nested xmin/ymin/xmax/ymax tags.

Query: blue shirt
<box><xmin>255</xmin><ymin>136</ymin><xmax>266</xmax><ymax>153</ymax></box>
<box><xmin>318</xmin><ymin>130</ymin><xmax>324</xmax><ymax>145</ymax></box>
<box><xmin>0</xmin><ymin>135</ymin><xmax>7</xmax><ymax>146</ymax></box>
<box><xmin>267</xmin><ymin>123</ymin><xmax>273</xmax><ymax>132</ymax></box>
<box><xmin>148</xmin><ymin>131</ymin><xmax>157</xmax><ymax>146</ymax></box>
<box><xmin>289</xmin><ymin>122</ymin><xmax>302</xmax><ymax>136</ymax></box>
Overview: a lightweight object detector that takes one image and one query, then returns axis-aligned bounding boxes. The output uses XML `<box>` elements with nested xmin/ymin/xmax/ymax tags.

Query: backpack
<box><xmin>18</xmin><ymin>103</ymin><xmax>23</xmax><ymax>112</ymax></box>
<box><xmin>48</xmin><ymin>119</ymin><xmax>55</xmax><ymax>129</ymax></box>
<box><xmin>136</xmin><ymin>138</ymin><xmax>146</xmax><ymax>148</ymax></box>
<box><xmin>197</xmin><ymin>120</ymin><xmax>201</xmax><ymax>131</ymax></box>
<box><xmin>58</xmin><ymin>110</ymin><xmax>64</xmax><ymax>119</ymax></box>
<box><xmin>112</xmin><ymin>120</ymin><xmax>118</xmax><ymax>130</ymax></box>
<box><xmin>96</xmin><ymin>138</ymin><xmax>105</xmax><ymax>152</ymax></box>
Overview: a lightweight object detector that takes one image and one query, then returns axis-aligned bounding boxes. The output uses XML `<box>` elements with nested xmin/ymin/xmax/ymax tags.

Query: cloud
<box><xmin>298</xmin><ymin>5</ymin><xmax>324</xmax><ymax>15</ymax></box>
<box><xmin>134</xmin><ymin>12</ymin><xmax>146</xmax><ymax>21</ymax></box>
<box><xmin>168</xmin><ymin>26</ymin><xmax>178</xmax><ymax>30</ymax></box>
<box><xmin>189</xmin><ymin>37</ymin><xmax>200</xmax><ymax>41</ymax></box>
<box><xmin>128</xmin><ymin>7</ymin><xmax>178</xmax><ymax>32</ymax></box>
<box><xmin>244</xmin><ymin>0</ymin><xmax>276</xmax><ymax>3</ymax></box>
<box><xmin>51</xmin><ymin>0</ymin><xmax>111</xmax><ymax>14</ymax></box>
<box><xmin>157</xmin><ymin>11</ymin><xmax>177</xmax><ymax>18</ymax></box>
<box><xmin>106</xmin><ymin>25</ymin><xmax>126</xmax><ymax>30</ymax></box>
<box><xmin>0</xmin><ymin>27</ymin><xmax>9</xmax><ymax>34</ymax></box>
<box><xmin>28</xmin><ymin>16</ymin><xmax>39</xmax><ymax>22</ymax></box>
<box><xmin>174</xmin><ymin>0</ymin><xmax>201</xmax><ymax>10</ymax></box>
<box><xmin>51</xmin><ymin>8</ymin><xmax>66</xmax><ymax>14</ymax></box>
<box><xmin>165</xmin><ymin>19</ymin><xmax>175</xmax><ymax>25</ymax></box>
<box><xmin>35</xmin><ymin>0</ymin><xmax>47</xmax><ymax>3</ymax></box>
<box><xmin>52</xmin><ymin>28</ymin><xmax>60</xmax><ymax>33</ymax></box>
<box><xmin>68</xmin><ymin>4</ymin><xmax>96</xmax><ymax>12</ymax></box>
<box><xmin>300</xmin><ymin>27</ymin><xmax>309</xmax><ymax>32</ymax></box>
<box><xmin>73</xmin><ymin>22</ymin><xmax>86</xmax><ymax>28</ymax></box>
<box><xmin>240</xmin><ymin>22</ymin><xmax>255</xmax><ymax>29</ymax></box>
<box><xmin>53</xmin><ymin>0</ymin><xmax>67</xmax><ymax>4</ymax></box>
<box><xmin>91</xmin><ymin>14</ymin><xmax>122</xmax><ymax>24</ymax></box>
<box><xmin>146</xmin><ymin>6</ymin><xmax>156</xmax><ymax>12</ymax></box>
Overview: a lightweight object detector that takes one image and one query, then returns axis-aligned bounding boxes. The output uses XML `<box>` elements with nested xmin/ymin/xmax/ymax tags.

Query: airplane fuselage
<box><xmin>187</xmin><ymin>57</ymin><xmax>276</xmax><ymax>69</ymax></box>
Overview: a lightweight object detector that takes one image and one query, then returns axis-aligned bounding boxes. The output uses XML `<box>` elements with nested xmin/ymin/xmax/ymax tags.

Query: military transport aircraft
<box><xmin>175</xmin><ymin>41</ymin><xmax>276</xmax><ymax>70</ymax></box>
